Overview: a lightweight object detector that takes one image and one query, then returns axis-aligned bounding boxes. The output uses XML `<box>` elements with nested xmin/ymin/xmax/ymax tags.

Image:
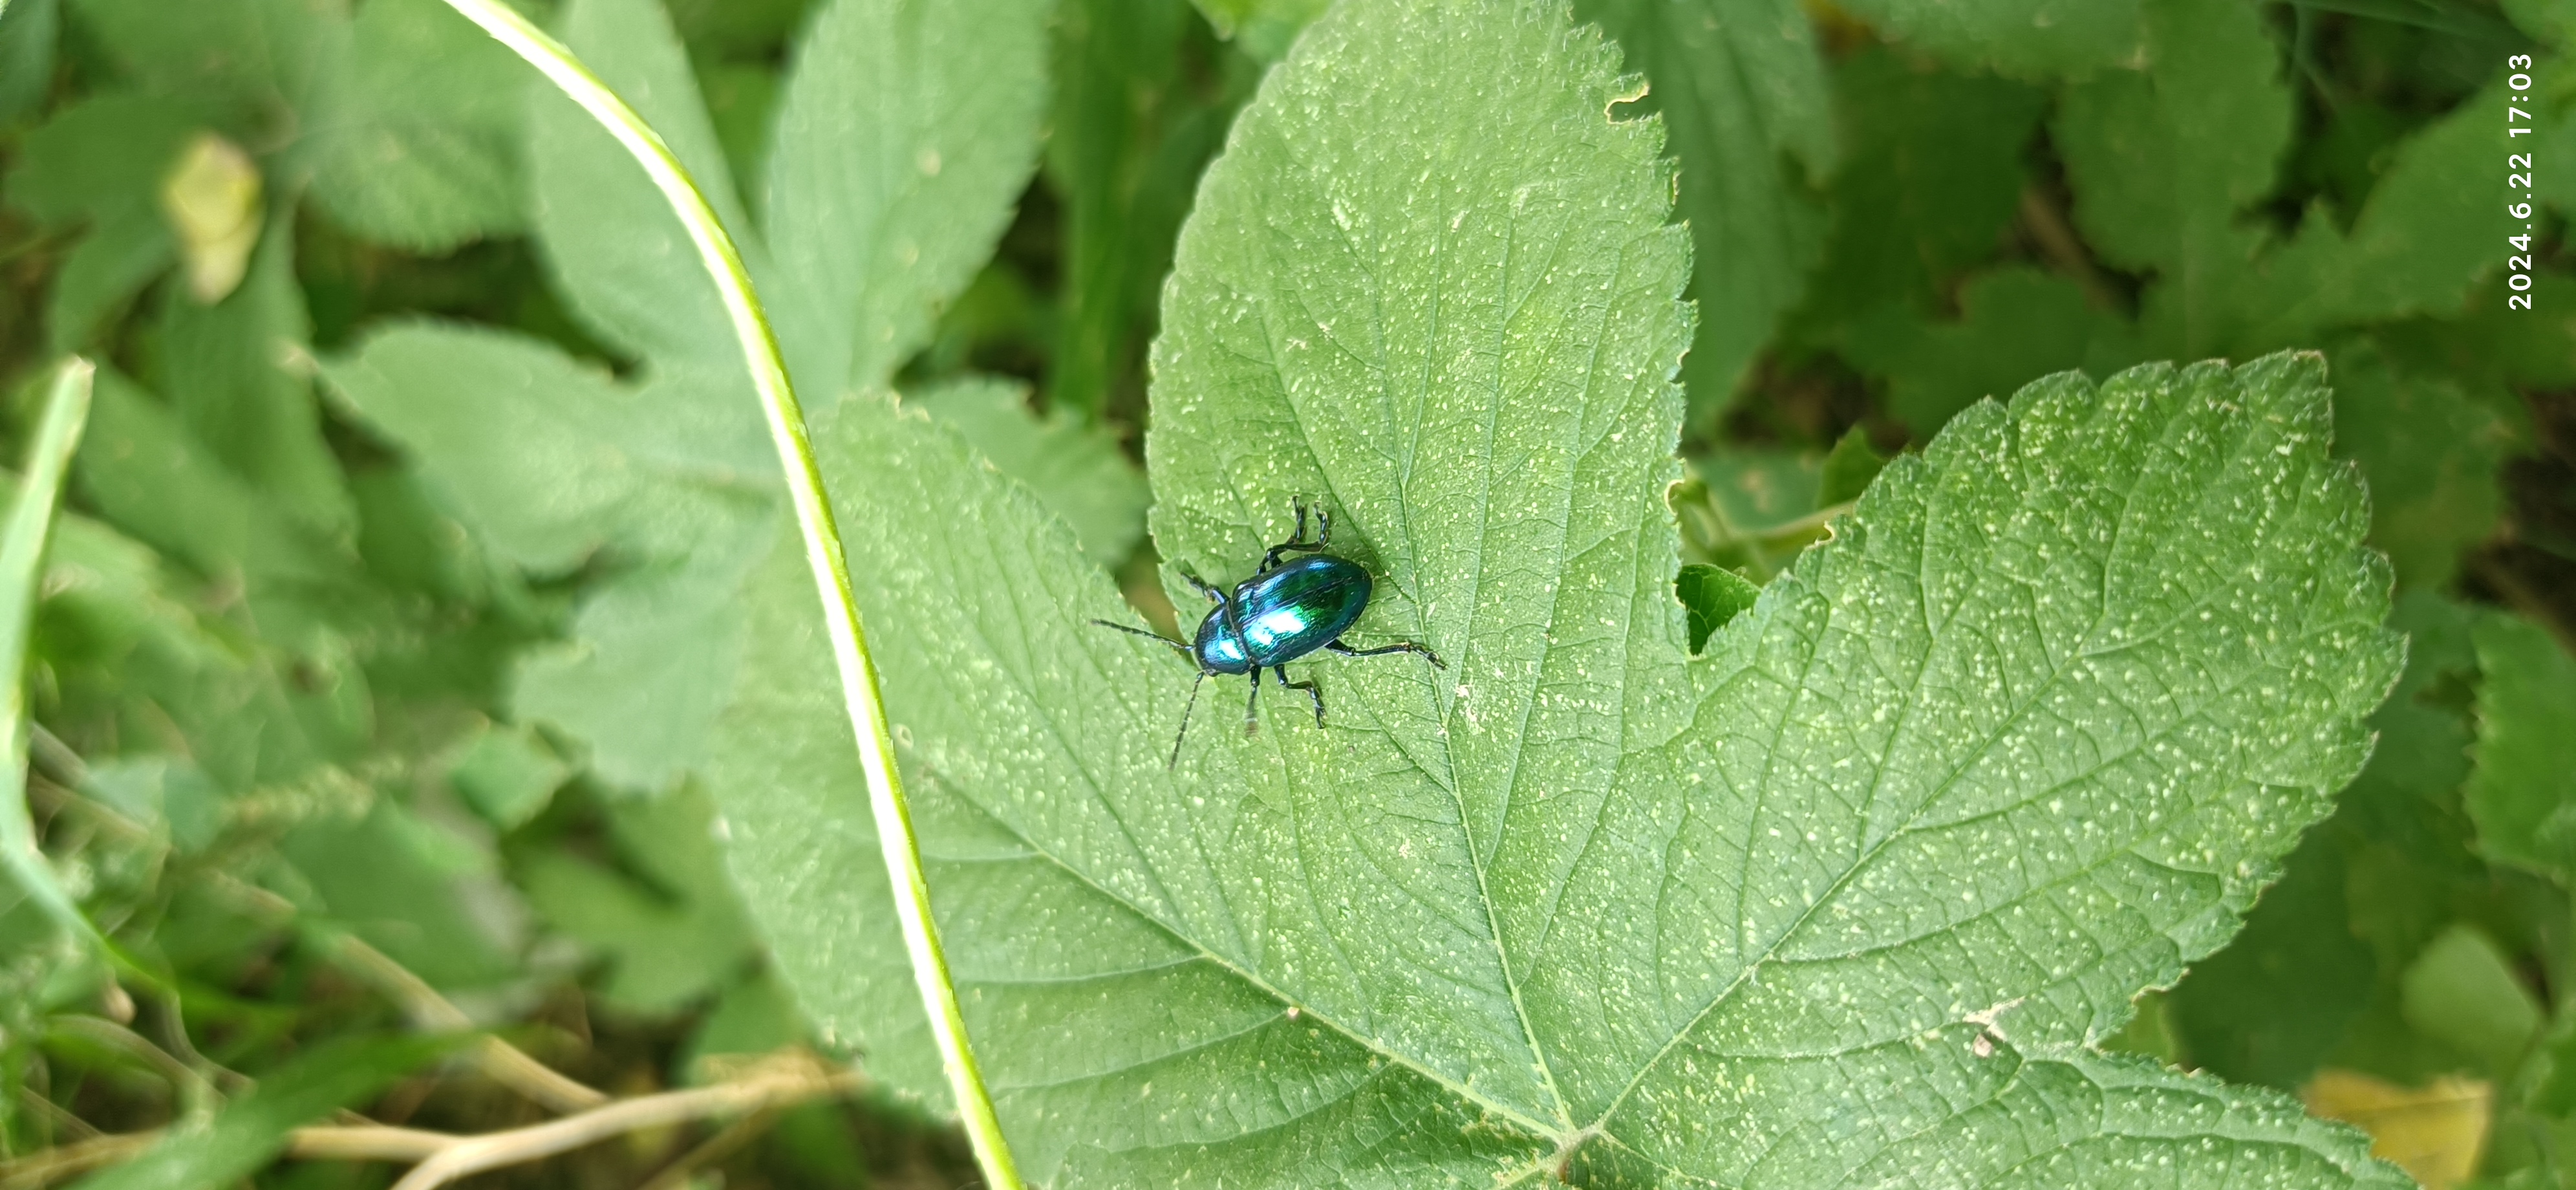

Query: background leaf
<box><xmin>0</xmin><ymin>0</ymin><xmax>59</xmax><ymax>125</ymax></box>
<box><xmin>760</xmin><ymin>0</ymin><xmax>1051</xmax><ymax>398</ymax></box>
<box><xmin>1045</xmin><ymin>0</ymin><xmax>1244</xmax><ymax>420</ymax></box>
<box><xmin>519</xmin><ymin>784</ymin><xmax>762</xmax><ymax>1015</ymax></box>
<box><xmin>2327</xmin><ymin>340</ymin><xmax>2518</xmax><ymax>590</ymax></box>
<box><xmin>65</xmin><ymin>0</ymin><xmax>339</xmax><ymax>129</ymax></box>
<box><xmin>1793</xmin><ymin>43</ymin><xmax>2046</xmax><ymax>330</ymax></box>
<box><xmin>1574</xmin><ymin>0</ymin><xmax>1834</xmax><ymax>422</ymax></box>
<box><xmin>1826</xmin><ymin>0</ymin><xmax>2144</xmax><ymax>79</ymax></box>
<box><xmin>5</xmin><ymin>92</ymin><xmax>190</xmax><ymax>349</ymax></box>
<box><xmin>914</xmin><ymin>377</ymin><xmax>1150</xmax><ymax>563</ymax></box>
<box><xmin>335</xmin><ymin>0</ymin><xmax>1053</xmax><ymax>792</ymax></box>
<box><xmin>301</xmin><ymin>0</ymin><xmax>529</xmax><ymax>251</ymax></box>
<box><xmin>325</xmin><ymin>323</ymin><xmax>773</xmax><ymax>790</ymax></box>
<box><xmin>2054</xmin><ymin>0</ymin><xmax>2286</xmax><ymax>358</ymax></box>
<box><xmin>2468</xmin><ymin>613</ymin><xmax>2576</xmax><ymax>885</ymax></box>
<box><xmin>1189</xmin><ymin>0</ymin><xmax>1327</xmax><ymax>60</ymax></box>
<box><xmin>1674</xmin><ymin>561</ymin><xmax>1757</xmax><ymax>653</ymax></box>
<box><xmin>155</xmin><ymin>217</ymin><xmax>352</xmax><ymax>534</ymax></box>
<box><xmin>524</xmin><ymin>0</ymin><xmax>750</xmax><ymax>371</ymax></box>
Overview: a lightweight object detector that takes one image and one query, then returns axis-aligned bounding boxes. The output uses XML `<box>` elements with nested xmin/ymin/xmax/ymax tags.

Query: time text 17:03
<box><xmin>2509</xmin><ymin>52</ymin><xmax>2540</xmax><ymax>310</ymax></box>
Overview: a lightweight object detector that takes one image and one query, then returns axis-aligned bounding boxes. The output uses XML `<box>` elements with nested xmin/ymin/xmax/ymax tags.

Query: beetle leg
<box><xmin>1328</xmin><ymin>638</ymin><xmax>1446</xmax><ymax>670</ymax></box>
<box><xmin>1276</xmin><ymin>665</ymin><xmax>1324</xmax><ymax>726</ymax></box>
<box><xmin>1260</xmin><ymin>497</ymin><xmax>1332</xmax><ymax>572</ymax></box>
<box><xmin>1166</xmin><ymin>670</ymin><xmax>1208</xmax><ymax>770</ymax></box>
<box><xmin>1181</xmin><ymin>569</ymin><xmax>1225</xmax><ymax>603</ymax></box>
<box><xmin>1243</xmin><ymin>671</ymin><xmax>1261</xmax><ymax>736</ymax></box>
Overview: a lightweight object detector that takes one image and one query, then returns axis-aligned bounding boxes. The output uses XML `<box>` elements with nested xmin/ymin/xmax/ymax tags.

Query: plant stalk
<box><xmin>0</xmin><ymin>358</ymin><xmax>95</xmax><ymax>947</ymax></box>
<box><xmin>427</xmin><ymin>5</ymin><xmax>1022</xmax><ymax>1185</ymax></box>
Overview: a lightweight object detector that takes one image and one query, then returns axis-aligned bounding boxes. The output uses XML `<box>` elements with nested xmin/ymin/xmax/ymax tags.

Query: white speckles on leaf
<box><xmin>698</xmin><ymin>0</ymin><xmax>2405</xmax><ymax>1185</ymax></box>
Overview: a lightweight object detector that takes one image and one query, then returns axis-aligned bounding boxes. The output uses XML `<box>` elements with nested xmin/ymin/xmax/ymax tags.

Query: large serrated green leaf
<box><xmin>703</xmin><ymin>526</ymin><xmax>943</xmax><ymax>1103</ymax></box>
<box><xmin>2167</xmin><ymin>592</ymin><xmax>2487</xmax><ymax>1089</ymax></box>
<box><xmin>703</xmin><ymin>0</ymin><xmax>2410</xmax><ymax>1182</ymax></box>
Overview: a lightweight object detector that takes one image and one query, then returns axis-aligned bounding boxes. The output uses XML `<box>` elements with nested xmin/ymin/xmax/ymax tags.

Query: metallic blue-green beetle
<box><xmin>1094</xmin><ymin>499</ymin><xmax>1443</xmax><ymax>766</ymax></box>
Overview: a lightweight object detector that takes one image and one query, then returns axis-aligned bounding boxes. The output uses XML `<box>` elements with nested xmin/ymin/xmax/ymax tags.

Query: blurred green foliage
<box><xmin>0</xmin><ymin>0</ymin><xmax>2569</xmax><ymax>1185</ymax></box>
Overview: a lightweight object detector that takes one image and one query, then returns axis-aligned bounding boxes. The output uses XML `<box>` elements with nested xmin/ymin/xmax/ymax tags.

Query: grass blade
<box><xmin>425</xmin><ymin>5</ymin><xmax>1022</xmax><ymax>1185</ymax></box>
<box><xmin>0</xmin><ymin>356</ymin><xmax>94</xmax><ymax>945</ymax></box>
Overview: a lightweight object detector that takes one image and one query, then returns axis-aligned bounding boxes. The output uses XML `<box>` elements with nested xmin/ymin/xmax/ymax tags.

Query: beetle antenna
<box><xmin>1091</xmin><ymin>618</ymin><xmax>1191</xmax><ymax>657</ymax></box>
<box><xmin>1168</xmin><ymin>670</ymin><xmax>1208</xmax><ymax>769</ymax></box>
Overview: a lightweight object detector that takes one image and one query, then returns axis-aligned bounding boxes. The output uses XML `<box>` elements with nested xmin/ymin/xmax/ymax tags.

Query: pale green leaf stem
<box><xmin>0</xmin><ymin>356</ymin><xmax>95</xmax><ymax>946</ymax></box>
<box><xmin>425</xmin><ymin>3</ymin><xmax>1022</xmax><ymax>1185</ymax></box>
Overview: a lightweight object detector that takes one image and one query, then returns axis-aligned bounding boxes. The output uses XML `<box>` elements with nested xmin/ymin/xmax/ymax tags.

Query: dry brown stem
<box><xmin>279</xmin><ymin>1059</ymin><xmax>859</xmax><ymax>1190</ymax></box>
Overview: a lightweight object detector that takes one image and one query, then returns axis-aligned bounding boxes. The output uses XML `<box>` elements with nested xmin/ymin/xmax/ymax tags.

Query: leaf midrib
<box><xmin>1168</xmin><ymin>94</ymin><xmax>1697</xmax><ymax>1139</ymax></box>
<box><xmin>1444</xmin><ymin>166</ymin><xmax>1590</xmax><ymax>1131</ymax></box>
<box><xmin>1243</xmin><ymin>103</ymin><xmax>1598</xmax><ymax>1132</ymax></box>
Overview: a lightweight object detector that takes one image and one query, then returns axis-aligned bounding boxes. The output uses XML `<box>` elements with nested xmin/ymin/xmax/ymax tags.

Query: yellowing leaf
<box><xmin>156</xmin><ymin>132</ymin><xmax>261</xmax><ymax>303</ymax></box>
<box><xmin>2302</xmin><ymin>1068</ymin><xmax>2491</xmax><ymax>1190</ymax></box>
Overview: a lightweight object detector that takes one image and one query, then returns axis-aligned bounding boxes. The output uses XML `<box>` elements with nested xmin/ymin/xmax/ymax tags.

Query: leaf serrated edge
<box><xmin>424</xmin><ymin>5</ymin><xmax>1024</xmax><ymax>1185</ymax></box>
